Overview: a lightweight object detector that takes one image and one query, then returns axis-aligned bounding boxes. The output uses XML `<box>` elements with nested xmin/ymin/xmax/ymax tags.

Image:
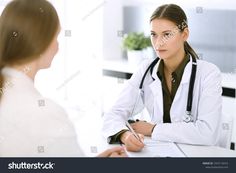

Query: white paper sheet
<box><xmin>125</xmin><ymin>138</ymin><xmax>186</xmax><ymax>157</ymax></box>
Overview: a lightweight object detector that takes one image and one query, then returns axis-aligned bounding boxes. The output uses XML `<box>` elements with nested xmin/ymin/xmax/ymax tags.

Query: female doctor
<box><xmin>102</xmin><ymin>4</ymin><xmax>222</xmax><ymax>152</ymax></box>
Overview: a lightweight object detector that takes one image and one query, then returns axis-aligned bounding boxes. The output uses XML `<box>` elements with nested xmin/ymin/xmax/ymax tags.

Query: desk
<box><xmin>177</xmin><ymin>143</ymin><xmax>236</xmax><ymax>157</ymax></box>
<box><xmin>75</xmin><ymin>115</ymin><xmax>236</xmax><ymax>157</ymax></box>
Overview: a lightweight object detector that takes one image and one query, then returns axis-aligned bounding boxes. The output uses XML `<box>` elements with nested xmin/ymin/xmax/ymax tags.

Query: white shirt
<box><xmin>0</xmin><ymin>67</ymin><xmax>84</xmax><ymax>157</ymax></box>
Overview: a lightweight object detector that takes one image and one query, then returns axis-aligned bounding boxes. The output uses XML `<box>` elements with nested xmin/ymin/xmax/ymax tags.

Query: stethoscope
<box><xmin>138</xmin><ymin>55</ymin><xmax>197</xmax><ymax>123</ymax></box>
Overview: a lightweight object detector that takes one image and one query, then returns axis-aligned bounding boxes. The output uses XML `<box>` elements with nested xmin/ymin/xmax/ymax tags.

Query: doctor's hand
<box><xmin>120</xmin><ymin>131</ymin><xmax>144</xmax><ymax>152</ymax></box>
<box><xmin>131</xmin><ymin>121</ymin><xmax>156</xmax><ymax>136</ymax></box>
<box><xmin>97</xmin><ymin>146</ymin><xmax>127</xmax><ymax>157</ymax></box>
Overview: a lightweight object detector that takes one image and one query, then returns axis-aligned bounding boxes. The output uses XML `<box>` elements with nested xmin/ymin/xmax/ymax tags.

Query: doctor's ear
<box><xmin>181</xmin><ymin>28</ymin><xmax>189</xmax><ymax>41</ymax></box>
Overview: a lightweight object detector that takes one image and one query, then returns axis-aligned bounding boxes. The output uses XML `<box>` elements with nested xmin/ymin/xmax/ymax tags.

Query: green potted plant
<box><xmin>123</xmin><ymin>32</ymin><xmax>152</xmax><ymax>65</ymax></box>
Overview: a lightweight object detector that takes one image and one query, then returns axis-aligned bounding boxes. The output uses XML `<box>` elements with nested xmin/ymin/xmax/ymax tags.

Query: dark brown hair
<box><xmin>0</xmin><ymin>0</ymin><xmax>59</xmax><ymax>99</ymax></box>
<box><xmin>150</xmin><ymin>4</ymin><xmax>198</xmax><ymax>59</ymax></box>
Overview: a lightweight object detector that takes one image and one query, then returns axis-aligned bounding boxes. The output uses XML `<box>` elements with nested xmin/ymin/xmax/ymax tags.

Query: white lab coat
<box><xmin>102</xmin><ymin>57</ymin><xmax>222</xmax><ymax>145</ymax></box>
<box><xmin>0</xmin><ymin>67</ymin><xmax>84</xmax><ymax>157</ymax></box>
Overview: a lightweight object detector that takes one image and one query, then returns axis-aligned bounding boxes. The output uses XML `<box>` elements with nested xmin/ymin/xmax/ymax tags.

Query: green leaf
<box><xmin>123</xmin><ymin>32</ymin><xmax>151</xmax><ymax>51</ymax></box>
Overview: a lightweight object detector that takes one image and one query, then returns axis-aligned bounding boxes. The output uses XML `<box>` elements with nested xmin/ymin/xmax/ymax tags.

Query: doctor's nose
<box><xmin>152</xmin><ymin>37</ymin><xmax>164</xmax><ymax>50</ymax></box>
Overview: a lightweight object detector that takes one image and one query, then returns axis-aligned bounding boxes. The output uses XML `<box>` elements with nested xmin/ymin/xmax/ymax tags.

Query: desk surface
<box><xmin>75</xmin><ymin>115</ymin><xmax>236</xmax><ymax>157</ymax></box>
<box><xmin>177</xmin><ymin>143</ymin><xmax>236</xmax><ymax>157</ymax></box>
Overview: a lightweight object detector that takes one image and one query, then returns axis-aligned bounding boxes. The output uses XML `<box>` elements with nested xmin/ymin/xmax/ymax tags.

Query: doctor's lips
<box><xmin>156</xmin><ymin>49</ymin><xmax>167</xmax><ymax>53</ymax></box>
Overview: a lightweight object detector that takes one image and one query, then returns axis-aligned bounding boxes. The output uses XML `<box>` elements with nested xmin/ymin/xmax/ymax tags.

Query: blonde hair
<box><xmin>0</xmin><ymin>0</ymin><xmax>59</xmax><ymax>99</ymax></box>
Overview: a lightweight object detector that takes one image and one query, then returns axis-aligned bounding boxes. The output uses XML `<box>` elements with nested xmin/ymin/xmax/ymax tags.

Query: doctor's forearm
<box><xmin>151</xmin><ymin>121</ymin><xmax>218</xmax><ymax>145</ymax></box>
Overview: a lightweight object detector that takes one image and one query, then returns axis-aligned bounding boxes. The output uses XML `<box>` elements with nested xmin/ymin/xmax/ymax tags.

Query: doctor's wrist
<box><xmin>120</xmin><ymin>131</ymin><xmax>132</xmax><ymax>144</ymax></box>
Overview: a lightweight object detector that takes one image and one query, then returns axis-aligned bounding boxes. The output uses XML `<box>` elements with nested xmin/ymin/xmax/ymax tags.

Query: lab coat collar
<box><xmin>180</xmin><ymin>55</ymin><xmax>193</xmax><ymax>84</ymax></box>
<box><xmin>151</xmin><ymin>59</ymin><xmax>161</xmax><ymax>80</ymax></box>
<box><xmin>151</xmin><ymin>55</ymin><xmax>193</xmax><ymax>84</ymax></box>
<box><xmin>149</xmin><ymin>78</ymin><xmax>163</xmax><ymax>116</ymax></box>
<box><xmin>149</xmin><ymin>55</ymin><xmax>194</xmax><ymax>114</ymax></box>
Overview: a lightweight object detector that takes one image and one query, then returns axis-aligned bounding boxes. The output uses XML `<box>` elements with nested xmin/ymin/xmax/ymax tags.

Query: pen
<box><xmin>125</xmin><ymin>121</ymin><xmax>143</xmax><ymax>143</ymax></box>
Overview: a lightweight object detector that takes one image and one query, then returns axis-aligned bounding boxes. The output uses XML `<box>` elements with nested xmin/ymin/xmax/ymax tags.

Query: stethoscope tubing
<box><xmin>138</xmin><ymin>56</ymin><xmax>197</xmax><ymax>123</ymax></box>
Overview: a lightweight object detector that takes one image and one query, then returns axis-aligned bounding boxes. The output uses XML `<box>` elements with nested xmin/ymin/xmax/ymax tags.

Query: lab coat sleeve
<box><xmin>102</xmin><ymin>60</ymin><xmax>152</xmax><ymax>138</ymax></box>
<box><xmin>151</xmin><ymin>63</ymin><xmax>222</xmax><ymax>145</ymax></box>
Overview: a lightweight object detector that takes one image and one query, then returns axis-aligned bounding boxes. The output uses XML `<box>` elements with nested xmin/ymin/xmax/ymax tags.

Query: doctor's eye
<box><xmin>163</xmin><ymin>32</ymin><xmax>172</xmax><ymax>38</ymax></box>
<box><xmin>150</xmin><ymin>32</ymin><xmax>157</xmax><ymax>37</ymax></box>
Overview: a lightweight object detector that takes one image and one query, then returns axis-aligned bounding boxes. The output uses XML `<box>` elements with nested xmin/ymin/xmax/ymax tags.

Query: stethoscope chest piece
<box><xmin>183</xmin><ymin>111</ymin><xmax>193</xmax><ymax>123</ymax></box>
